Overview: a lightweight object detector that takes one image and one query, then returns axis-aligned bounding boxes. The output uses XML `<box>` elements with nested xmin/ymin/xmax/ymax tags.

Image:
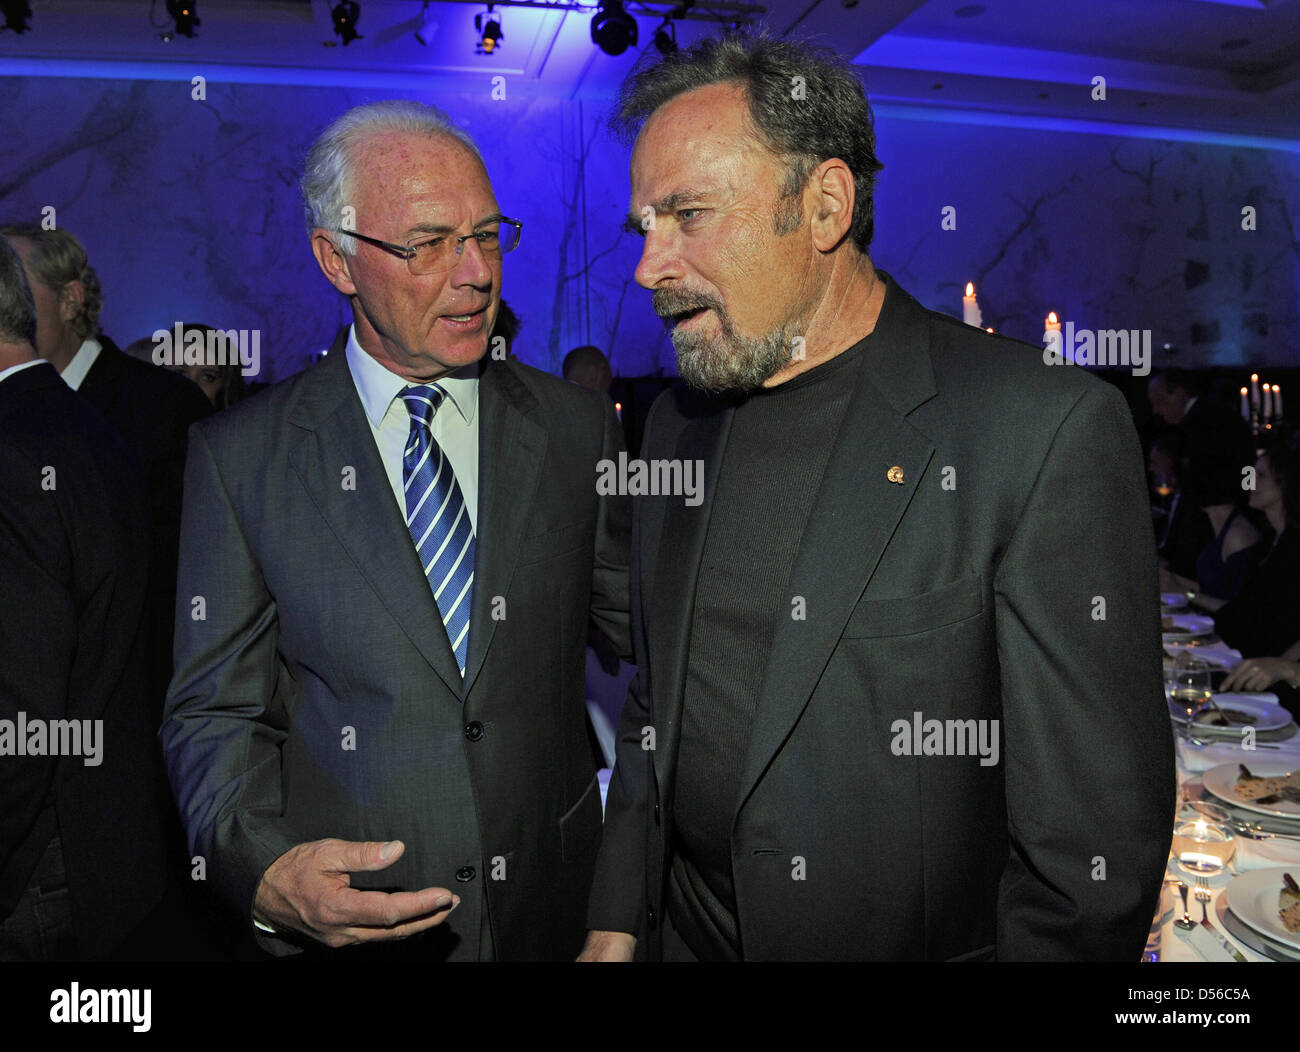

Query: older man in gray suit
<box><xmin>161</xmin><ymin>100</ymin><xmax>630</xmax><ymax>961</ymax></box>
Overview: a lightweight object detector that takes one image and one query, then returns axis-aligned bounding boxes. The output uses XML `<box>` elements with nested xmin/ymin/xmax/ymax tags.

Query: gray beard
<box><xmin>672</xmin><ymin>313</ymin><xmax>802</xmax><ymax>394</ymax></box>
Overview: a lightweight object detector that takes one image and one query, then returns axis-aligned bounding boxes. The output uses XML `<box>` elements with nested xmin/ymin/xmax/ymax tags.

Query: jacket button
<box><xmin>455</xmin><ymin>866</ymin><xmax>476</xmax><ymax>882</ymax></box>
<box><xmin>464</xmin><ymin>722</ymin><xmax>483</xmax><ymax>741</ymax></box>
<box><xmin>646</xmin><ymin>905</ymin><xmax>657</xmax><ymax>928</ymax></box>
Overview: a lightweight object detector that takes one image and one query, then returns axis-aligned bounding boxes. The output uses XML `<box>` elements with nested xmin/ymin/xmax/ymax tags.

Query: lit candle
<box><xmin>1275</xmin><ymin>384</ymin><xmax>1284</xmax><ymax>420</ymax></box>
<box><xmin>614</xmin><ymin>401</ymin><xmax>623</xmax><ymax>421</ymax></box>
<box><xmin>1241</xmin><ymin>386</ymin><xmax>1249</xmax><ymax>422</ymax></box>
<box><xmin>1251</xmin><ymin>373</ymin><xmax>1261</xmax><ymax>413</ymax></box>
<box><xmin>1263</xmin><ymin>382</ymin><xmax>1273</xmax><ymax>422</ymax></box>
<box><xmin>1043</xmin><ymin>311</ymin><xmax>1062</xmax><ymax>353</ymax></box>
<box><xmin>985</xmin><ymin>326</ymin><xmax>994</xmax><ymax>333</ymax></box>
<box><xmin>962</xmin><ymin>282</ymin><xmax>982</xmax><ymax>327</ymax></box>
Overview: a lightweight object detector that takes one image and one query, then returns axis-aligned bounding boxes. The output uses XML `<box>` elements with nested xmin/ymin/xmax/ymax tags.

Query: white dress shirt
<box><xmin>343</xmin><ymin>325</ymin><xmax>480</xmax><ymax>532</ymax></box>
<box><xmin>0</xmin><ymin>357</ymin><xmax>48</xmax><ymax>385</ymax></box>
<box><xmin>59</xmin><ymin>337</ymin><xmax>102</xmax><ymax>391</ymax></box>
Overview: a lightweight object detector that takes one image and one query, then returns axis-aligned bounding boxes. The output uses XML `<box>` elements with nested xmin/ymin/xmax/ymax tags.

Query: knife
<box><xmin>1195</xmin><ymin>916</ymin><xmax>1248</xmax><ymax>962</ymax></box>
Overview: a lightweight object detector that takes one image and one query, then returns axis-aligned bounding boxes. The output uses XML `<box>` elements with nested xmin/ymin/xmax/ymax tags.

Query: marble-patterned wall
<box><xmin>2</xmin><ymin>73</ymin><xmax>1297</xmax><ymax>381</ymax></box>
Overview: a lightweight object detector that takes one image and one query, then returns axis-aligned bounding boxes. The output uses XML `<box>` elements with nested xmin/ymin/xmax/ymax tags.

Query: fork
<box><xmin>1194</xmin><ymin>876</ymin><xmax>1212</xmax><ymax>923</ymax></box>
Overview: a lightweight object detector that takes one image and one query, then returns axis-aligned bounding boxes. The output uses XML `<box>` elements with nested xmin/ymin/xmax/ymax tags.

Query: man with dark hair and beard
<box><xmin>580</xmin><ymin>32</ymin><xmax>1173</xmax><ymax>962</ymax></box>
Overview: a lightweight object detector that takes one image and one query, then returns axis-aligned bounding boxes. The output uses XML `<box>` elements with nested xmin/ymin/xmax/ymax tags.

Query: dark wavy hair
<box><xmin>1261</xmin><ymin>426</ymin><xmax>1300</xmax><ymax>529</ymax></box>
<box><xmin>611</xmin><ymin>31</ymin><xmax>885</xmax><ymax>252</ymax></box>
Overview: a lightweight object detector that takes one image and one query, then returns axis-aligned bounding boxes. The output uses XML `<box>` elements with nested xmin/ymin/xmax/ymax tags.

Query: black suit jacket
<box><xmin>161</xmin><ymin>345</ymin><xmax>631</xmax><ymax>960</ymax></box>
<box><xmin>78</xmin><ymin>335</ymin><xmax>214</xmax><ymax>711</ymax></box>
<box><xmin>0</xmin><ymin>361</ymin><xmax>169</xmax><ymax>958</ymax></box>
<box><xmin>588</xmin><ymin>273</ymin><xmax>1175</xmax><ymax>961</ymax></box>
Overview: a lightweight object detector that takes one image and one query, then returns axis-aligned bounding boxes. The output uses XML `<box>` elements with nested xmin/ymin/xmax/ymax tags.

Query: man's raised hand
<box><xmin>253</xmin><ymin>839</ymin><xmax>458</xmax><ymax>948</ymax></box>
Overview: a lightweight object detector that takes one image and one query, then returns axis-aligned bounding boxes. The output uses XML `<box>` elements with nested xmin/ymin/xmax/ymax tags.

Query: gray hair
<box><xmin>300</xmin><ymin>99</ymin><xmax>483</xmax><ymax>255</ymax></box>
<box><xmin>0</xmin><ymin>224</ymin><xmax>103</xmax><ymax>341</ymax></box>
<box><xmin>0</xmin><ymin>235</ymin><xmax>37</xmax><ymax>348</ymax></box>
<box><xmin>613</xmin><ymin>31</ymin><xmax>885</xmax><ymax>253</ymax></box>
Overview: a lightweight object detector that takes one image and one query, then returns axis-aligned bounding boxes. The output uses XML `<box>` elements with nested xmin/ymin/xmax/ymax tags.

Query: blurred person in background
<box><xmin>0</xmin><ymin>224</ymin><xmax>213</xmax><ymax>713</ymax></box>
<box><xmin>0</xmin><ymin>234</ymin><xmax>171</xmax><ymax>961</ymax></box>
<box><xmin>1189</xmin><ymin>430</ymin><xmax>1300</xmax><ymax>660</ymax></box>
<box><xmin>563</xmin><ymin>345</ymin><xmax>613</xmax><ymax>395</ymax></box>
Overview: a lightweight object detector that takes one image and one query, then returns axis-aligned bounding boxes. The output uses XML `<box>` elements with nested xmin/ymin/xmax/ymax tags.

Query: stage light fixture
<box><xmin>591</xmin><ymin>0</ymin><xmax>637</xmax><ymax>56</ymax></box>
<box><xmin>475</xmin><ymin>6</ymin><xmax>503</xmax><ymax>54</ymax></box>
<box><xmin>415</xmin><ymin>1</ymin><xmax>438</xmax><ymax>46</ymax></box>
<box><xmin>653</xmin><ymin>20</ymin><xmax>676</xmax><ymax>55</ymax></box>
<box><xmin>165</xmin><ymin>0</ymin><xmax>198</xmax><ymax>38</ymax></box>
<box><xmin>0</xmin><ymin>0</ymin><xmax>31</xmax><ymax>34</ymax></box>
<box><xmin>331</xmin><ymin>1</ymin><xmax>363</xmax><ymax>46</ymax></box>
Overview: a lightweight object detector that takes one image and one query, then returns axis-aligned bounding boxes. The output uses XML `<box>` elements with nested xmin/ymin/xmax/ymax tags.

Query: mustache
<box><xmin>653</xmin><ymin>287</ymin><xmax>722</xmax><ymax>319</ymax></box>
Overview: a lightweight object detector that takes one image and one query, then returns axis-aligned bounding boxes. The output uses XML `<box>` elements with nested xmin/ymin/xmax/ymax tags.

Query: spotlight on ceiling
<box><xmin>653</xmin><ymin>19</ymin><xmax>676</xmax><ymax>55</ymax></box>
<box><xmin>0</xmin><ymin>0</ymin><xmax>31</xmax><ymax>33</ymax></box>
<box><xmin>476</xmin><ymin>6</ymin><xmax>503</xmax><ymax>54</ymax></box>
<box><xmin>331</xmin><ymin>1</ymin><xmax>363</xmax><ymax>46</ymax></box>
<box><xmin>415</xmin><ymin>1</ymin><xmax>438</xmax><ymax>46</ymax></box>
<box><xmin>165</xmin><ymin>0</ymin><xmax>199</xmax><ymax>38</ymax></box>
<box><xmin>591</xmin><ymin>0</ymin><xmax>637</xmax><ymax>56</ymax></box>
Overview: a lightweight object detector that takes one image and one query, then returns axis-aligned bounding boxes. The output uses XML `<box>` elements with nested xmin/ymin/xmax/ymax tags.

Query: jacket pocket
<box><xmin>517</xmin><ymin>519</ymin><xmax>590</xmax><ymax>567</ymax></box>
<box><xmin>841</xmin><ymin>574</ymin><xmax>983</xmax><ymax>638</ymax></box>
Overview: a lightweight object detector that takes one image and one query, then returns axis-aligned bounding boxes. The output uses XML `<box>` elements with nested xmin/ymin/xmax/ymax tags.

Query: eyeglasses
<box><xmin>333</xmin><ymin>217</ymin><xmax>523</xmax><ymax>276</ymax></box>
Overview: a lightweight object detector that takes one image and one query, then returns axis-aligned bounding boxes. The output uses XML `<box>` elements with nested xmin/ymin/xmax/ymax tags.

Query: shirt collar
<box><xmin>344</xmin><ymin>324</ymin><xmax>478</xmax><ymax>429</ymax></box>
<box><xmin>0</xmin><ymin>357</ymin><xmax>49</xmax><ymax>386</ymax></box>
<box><xmin>60</xmin><ymin>337</ymin><xmax>102</xmax><ymax>391</ymax></box>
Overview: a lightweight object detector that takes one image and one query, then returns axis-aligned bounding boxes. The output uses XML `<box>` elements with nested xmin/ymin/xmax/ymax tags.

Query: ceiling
<box><xmin>1</xmin><ymin>0</ymin><xmax>1297</xmax><ymax>146</ymax></box>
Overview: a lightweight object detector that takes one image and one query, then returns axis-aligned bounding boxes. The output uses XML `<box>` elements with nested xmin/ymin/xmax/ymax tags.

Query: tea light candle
<box><xmin>1172</xmin><ymin>819</ymin><xmax>1235</xmax><ymax>874</ymax></box>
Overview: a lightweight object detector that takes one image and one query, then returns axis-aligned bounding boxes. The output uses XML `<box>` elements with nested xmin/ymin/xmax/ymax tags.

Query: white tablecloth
<box><xmin>1154</xmin><ymin>709</ymin><xmax>1300</xmax><ymax>962</ymax></box>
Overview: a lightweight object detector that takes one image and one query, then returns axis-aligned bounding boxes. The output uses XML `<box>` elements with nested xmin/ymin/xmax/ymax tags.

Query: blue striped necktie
<box><xmin>401</xmin><ymin>383</ymin><xmax>475</xmax><ymax>676</ymax></box>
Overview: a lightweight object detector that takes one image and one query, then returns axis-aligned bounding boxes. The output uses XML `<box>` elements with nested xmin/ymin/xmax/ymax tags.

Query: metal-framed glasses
<box><xmin>334</xmin><ymin>217</ymin><xmax>523</xmax><ymax>275</ymax></box>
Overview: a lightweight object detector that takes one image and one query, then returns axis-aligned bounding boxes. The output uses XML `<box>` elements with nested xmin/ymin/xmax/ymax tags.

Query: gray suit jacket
<box><xmin>162</xmin><ymin>347</ymin><xmax>630</xmax><ymax>960</ymax></box>
<box><xmin>588</xmin><ymin>273</ymin><xmax>1174</xmax><ymax>960</ymax></box>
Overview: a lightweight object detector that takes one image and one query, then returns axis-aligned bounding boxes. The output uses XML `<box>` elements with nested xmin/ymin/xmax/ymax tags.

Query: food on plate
<box><xmin>1234</xmin><ymin>764</ymin><xmax>1300</xmax><ymax>803</ymax></box>
<box><xmin>1281</xmin><ymin>873</ymin><xmax>1300</xmax><ymax>934</ymax></box>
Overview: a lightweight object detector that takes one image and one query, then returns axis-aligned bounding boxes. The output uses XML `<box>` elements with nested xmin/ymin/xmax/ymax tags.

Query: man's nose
<box><xmin>633</xmin><ymin>227</ymin><xmax>682</xmax><ymax>291</ymax></box>
<box><xmin>449</xmin><ymin>236</ymin><xmax>493</xmax><ymax>285</ymax></box>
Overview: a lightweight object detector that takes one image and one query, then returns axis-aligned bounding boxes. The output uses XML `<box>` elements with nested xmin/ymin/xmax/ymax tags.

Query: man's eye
<box><xmin>412</xmin><ymin>237</ymin><xmax>444</xmax><ymax>252</ymax></box>
<box><xmin>678</xmin><ymin>209</ymin><xmax>702</xmax><ymax>223</ymax></box>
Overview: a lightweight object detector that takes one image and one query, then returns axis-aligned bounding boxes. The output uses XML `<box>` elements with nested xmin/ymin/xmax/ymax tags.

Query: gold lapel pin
<box><xmin>887</xmin><ymin>465</ymin><xmax>904</xmax><ymax>485</ymax></box>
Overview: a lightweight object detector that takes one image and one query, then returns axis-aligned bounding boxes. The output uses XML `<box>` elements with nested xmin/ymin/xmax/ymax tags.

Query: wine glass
<box><xmin>1170</xmin><ymin>652</ymin><xmax>1213</xmax><ymax>747</ymax></box>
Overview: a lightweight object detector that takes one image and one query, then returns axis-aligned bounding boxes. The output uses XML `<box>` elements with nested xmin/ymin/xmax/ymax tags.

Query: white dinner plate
<box><xmin>1224</xmin><ymin>868</ymin><xmax>1300</xmax><ymax>954</ymax></box>
<box><xmin>1162</xmin><ymin>613</ymin><xmax>1215</xmax><ymax>642</ymax></box>
<box><xmin>1169</xmin><ymin>694</ymin><xmax>1293</xmax><ymax>734</ymax></box>
<box><xmin>1203</xmin><ymin>761</ymin><xmax>1300</xmax><ymax>819</ymax></box>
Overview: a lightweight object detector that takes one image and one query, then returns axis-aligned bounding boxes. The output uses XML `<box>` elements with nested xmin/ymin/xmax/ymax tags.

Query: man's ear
<box><xmin>58</xmin><ymin>280</ymin><xmax>85</xmax><ymax>323</ymax></box>
<box><xmin>311</xmin><ymin>230</ymin><xmax>358</xmax><ymax>296</ymax></box>
<box><xmin>807</xmin><ymin>158</ymin><xmax>855</xmax><ymax>253</ymax></box>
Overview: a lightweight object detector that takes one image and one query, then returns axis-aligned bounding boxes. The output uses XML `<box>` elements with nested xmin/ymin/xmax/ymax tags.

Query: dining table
<box><xmin>1151</xmin><ymin>600</ymin><xmax>1300</xmax><ymax>963</ymax></box>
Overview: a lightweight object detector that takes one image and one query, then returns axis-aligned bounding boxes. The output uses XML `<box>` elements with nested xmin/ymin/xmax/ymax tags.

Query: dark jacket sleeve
<box><xmin>992</xmin><ymin>381</ymin><xmax>1175</xmax><ymax>960</ymax></box>
<box><xmin>585</xmin><ymin>398</ymin><xmax>668</xmax><ymax>938</ymax></box>
<box><xmin>159</xmin><ymin>422</ymin><xmax>308</xmax><ymax>948</ymax></box>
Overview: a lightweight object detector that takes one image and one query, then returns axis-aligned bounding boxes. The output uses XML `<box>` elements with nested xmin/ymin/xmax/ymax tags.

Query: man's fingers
<box><xmin>327</xmin><ymin>839</ymin><xmax>406</xmax><ymax>873</ymax></box>
<box><xmin>339</xmin><ymin>904</ymin><xmax>460</xmax><ymax>945</ymax></box>
<box><xmin>333</xmin><ymin>886</ymin><xmax>458</xmax><ymax>928</ymax></box>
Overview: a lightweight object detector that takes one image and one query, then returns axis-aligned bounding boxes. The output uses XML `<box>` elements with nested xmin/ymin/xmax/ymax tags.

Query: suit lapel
<box><xmin>734</xmin><ymin>275</ymin><xmax>938</xmax><ymax>814</ymax></box>
<box><xmin>460</xmin><ymin>359</ymin><xmax>546</xmax><ymax>698</ymax></box>
<box><xmin>287</xmin><ymin>349</ymin><xmax>464</xmax><ymax>695</ymax></box>
<box><xmin>647</xmin><ymin>398</ymin><xmax>734</xmax><ymax>797</ymax></box>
